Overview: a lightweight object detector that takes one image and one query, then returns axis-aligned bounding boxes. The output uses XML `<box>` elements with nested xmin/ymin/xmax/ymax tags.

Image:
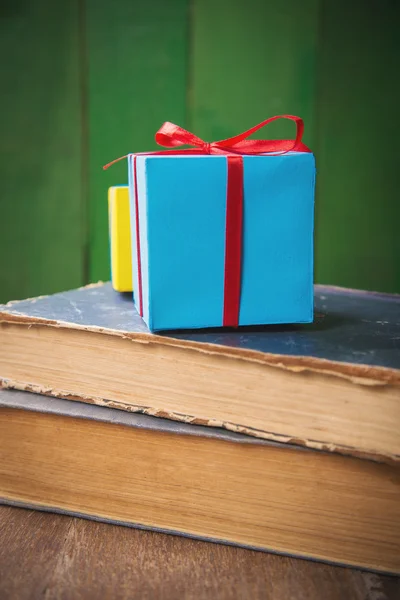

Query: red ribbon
<box><xmin>104</xmin><ymin>115</ymin><xmax>311</xmax><ymax>327</ymax></box>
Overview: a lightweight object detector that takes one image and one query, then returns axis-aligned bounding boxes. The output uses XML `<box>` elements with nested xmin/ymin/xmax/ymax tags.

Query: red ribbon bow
<box><xmin>154</xmin><ymin>115</ymin><xmax>309</xmax><ymax>155</ymax></box>
<box><xmin>104</xmin><ymin>115</ymin><xmax>311</xmax><ymax>327</ymax></box>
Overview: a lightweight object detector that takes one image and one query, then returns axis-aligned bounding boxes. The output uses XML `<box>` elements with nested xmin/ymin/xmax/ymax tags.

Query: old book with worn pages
<box><xmin>0</xmin><ymin>282</ymin><xmax>399</xmax><ymax>463</ymax></box>
<box><xmin>0</xmin><ymin>389</ymin><xmax>399</xmax><ymax>574</ymax></box>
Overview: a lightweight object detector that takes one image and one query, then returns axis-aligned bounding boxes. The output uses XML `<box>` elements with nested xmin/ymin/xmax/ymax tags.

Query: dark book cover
<box><xmin>1</xmin><ymin>282</ymin><xmax>399</xmax><ymax>375</ymax></box>
<box><xmin>1</xmin><ymin>282</ymin><xmax>399</xmax><ymax>464</ymax></box>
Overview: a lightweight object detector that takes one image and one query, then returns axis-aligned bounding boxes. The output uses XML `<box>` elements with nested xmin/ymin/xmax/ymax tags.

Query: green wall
<box><xmin>1</xmin><ymin>0</ymin><xmax>399</xmax><ymax>303</ymax></box>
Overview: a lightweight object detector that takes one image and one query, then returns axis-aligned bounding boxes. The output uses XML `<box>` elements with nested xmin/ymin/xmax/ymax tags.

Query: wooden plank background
<box><xmin>86</xmin><ymin>0</ymin><xmax>190</xmax><ymax>283</ymax></box>
<box><xmin>1</xmin><ymin>0</ymin><xmax>399</xmax><ymax>303</ymax></box>
<box><xmin>314</xmin><ymin>0</ymin><xmax>400</xmax><ymax>292</ymax></box>
<box><xmin>0</xmin><ymin>0</ymin><xmax>85</xmax><ymax>303</ymax></box>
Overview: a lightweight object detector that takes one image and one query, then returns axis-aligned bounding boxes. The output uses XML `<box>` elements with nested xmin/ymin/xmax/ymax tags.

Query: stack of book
<box><xmin>0</xmin><ymin>282</ymin><xmax>399</xmax><ymax>574</ymax></box>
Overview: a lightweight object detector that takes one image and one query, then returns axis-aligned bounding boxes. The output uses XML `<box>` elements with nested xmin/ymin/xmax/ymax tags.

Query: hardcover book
<box><xmin>0</xmin><ymin>282</ymin><xmax>399</xmax><ymax>463</ymax></box>
<box><xmin>1</xmin><ymin>388</ymin><xmax>399</xmax><ymax>574</ymax></box>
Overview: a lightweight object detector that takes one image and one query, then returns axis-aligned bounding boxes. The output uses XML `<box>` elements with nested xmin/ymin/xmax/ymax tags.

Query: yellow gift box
<box><xmin>108</xmin><ymin>186</ymin><xmax>133</xmax><ymax>292</ymax></box>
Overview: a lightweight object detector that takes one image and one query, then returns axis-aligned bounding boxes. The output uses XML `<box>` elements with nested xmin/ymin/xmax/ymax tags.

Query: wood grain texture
<box><xmin>0</xmin><ymin>0</ymin><xmax>85</xmax><ymax>304</ymax></box>
<box><xmin>189</xmin><ymin>0</ymin><xmax>319</xmax><ymax>147</ymax></box>
<box><xmin>0</xmin><ymin>505</ymin><xmax>399</xmax><ymax>600</ymax></box>
<box><xmin>86</xmin><ymin>0</ymin><xmax>189</xmax><ymax>283</ymax></box>
<box><xmin>2</xmin><ymin>0</ymin><xmax>400</xmax><ymax>305</ymax></box>
<box><xmin>314</xmin><ymin>0</ymin><xmax>400</xmax><ymax>293</ymax></box>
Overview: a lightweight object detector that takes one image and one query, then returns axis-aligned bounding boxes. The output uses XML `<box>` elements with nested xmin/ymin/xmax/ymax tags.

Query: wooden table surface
<box><xmin>0</xmin><ymin>505</ymin><xmax>399</xmax><ymax>600</ymax></box>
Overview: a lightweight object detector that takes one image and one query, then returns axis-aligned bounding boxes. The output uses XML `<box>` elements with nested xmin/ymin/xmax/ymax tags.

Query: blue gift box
<box><xmin>127</xmin><ymin>150</ymin><xmax>315</xmax><ymax>332</ymax></box>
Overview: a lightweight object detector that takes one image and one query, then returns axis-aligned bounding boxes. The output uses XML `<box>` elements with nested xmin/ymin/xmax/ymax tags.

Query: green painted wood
<box><xmin>314</xmin><ymin>0</ymin><xmax>400</xmax><ymax>293</ymax></box>
<box><xmin>189</xmin><ymin>0</ymin><xmax>319</xmax><ymax>147</ymax></box>
<box><xmin>86</xmin><ymin>0</ymin><xmax>190</xmax><ymax>283</ymax></box>
<box><xmin>0</xmin><ymin>0</ymin><xmax>84</xmax><ymax>303</ymax></box>
<box><xmin>2</xmin><ymin>0</ymin><xmax>398</xmax><ymax>302</ymax></box>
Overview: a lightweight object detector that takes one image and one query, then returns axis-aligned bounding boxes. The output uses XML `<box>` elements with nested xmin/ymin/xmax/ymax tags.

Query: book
<box><xmin>1</xmin><ymin>388</ymin><xmax>399</xmax><ymax>574</ymax></box>
<box><xmin>0</xmin><ymin>282</ymin><xmax>399</xmax><ymax>463</ymax></box>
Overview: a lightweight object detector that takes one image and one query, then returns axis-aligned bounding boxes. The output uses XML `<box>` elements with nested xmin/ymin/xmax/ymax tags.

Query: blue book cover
<box><xmin>0</xmin><ymin>282</ymin><xmax>399</xmax><ymax>464</ymax></box>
